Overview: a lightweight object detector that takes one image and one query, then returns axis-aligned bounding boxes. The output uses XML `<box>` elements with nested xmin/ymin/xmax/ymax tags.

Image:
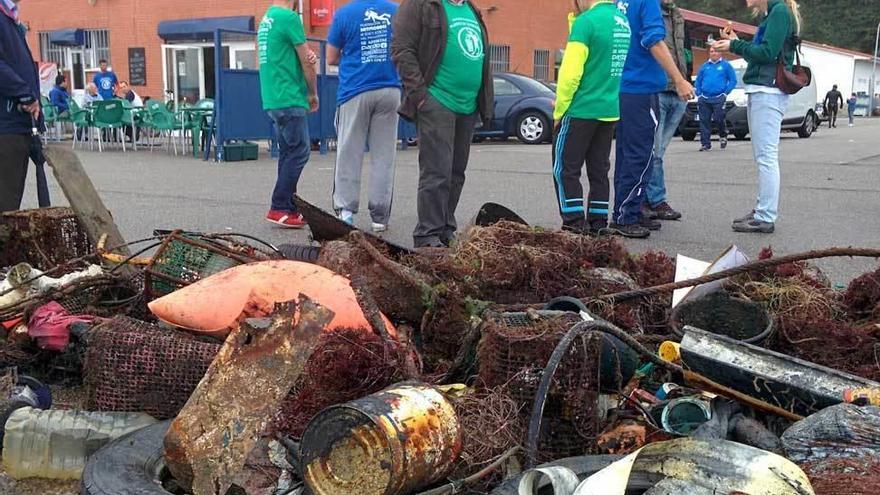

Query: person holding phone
<box><xmin>714</xmin><ymin>0</ymin><xmax>801</xmax><ymax>234</ymax></box>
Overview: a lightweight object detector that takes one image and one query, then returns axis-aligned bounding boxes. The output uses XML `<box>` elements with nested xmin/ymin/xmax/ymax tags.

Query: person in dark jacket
<box><xmin>49</xmin><ymin>74</ymin><xmax>70</xmax><ymax>117</ymax></box>
<box><xmin>823</xmin><ymin>84</ymin><xmax>843</xmax><ymax>128</ymax></box>
<box><xmin>715</xmin><ymin>0</ymin><xmax>801</xmax><ymax>234</ymax></box>
<box><xmin>392</xmin><ymin>0</ymin><xmax>494</xmax><ymax>248</ymax></box>
<box><xmin>1</xmin><ymin>0</ymin><xmax>41</xmax><ymax>213</ymax></box>
<box><xmin>694</xmin><ymin>46</ymin><xmax>737</xmax><ymax>151</ymax></box>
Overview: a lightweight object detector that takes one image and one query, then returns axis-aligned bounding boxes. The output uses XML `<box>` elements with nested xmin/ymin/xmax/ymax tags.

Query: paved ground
<box><xmin>21</xmin><ymin>119</ymin><xmax>880</xmax><ymax>283</ymax></box>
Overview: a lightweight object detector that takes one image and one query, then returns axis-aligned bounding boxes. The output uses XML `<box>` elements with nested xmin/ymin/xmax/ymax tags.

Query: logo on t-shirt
<box><xmin>359</xmin><ymin>7</ymin><xmax>393</xmax><ymax>64</ymax></box>
<box><xmin>100</xmin><ymin>78</ymin><xmax>112</xmax><ymax>90</ymax></box>
<box><xmin>363</xmin><ymin>8</ymin><xmax>391</xmax><ymax>25</ymax></box>
<box><xmin>457</xmin><ymin>25</ymin><xmax>483</xmax><ymax>61</ymax></box>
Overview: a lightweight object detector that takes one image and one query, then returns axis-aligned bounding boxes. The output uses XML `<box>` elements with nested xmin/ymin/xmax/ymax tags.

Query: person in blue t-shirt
<box><xmin>608</xmin><ymin>0</ymin><xmax>694</xmax><ymax>239</ymax></box>
<box><xmin>695</xmin><ymin>45</ymin><xmax>737</xmax><ymax>151</ymax></box>
<box><xmin>93</xmin><ymin>59</ymin><xmax>118</xmax><ymax>101</ymax></box>
<box><xmin>327</xmin><ymin>0</ymin><xmax>401</xmax><ymax>233</ymax></box>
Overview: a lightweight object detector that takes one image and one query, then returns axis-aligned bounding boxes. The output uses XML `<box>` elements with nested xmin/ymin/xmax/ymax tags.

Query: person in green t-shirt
<box><xmin>258</xmin><ymin>0</ymin><xmax>319</xmax><ymax>229</ymax></box>
<box><xmin>552</xmin><ymin>0</ymin><xmax>631</xmax><ymax>235</ymax></box>
<box><xmin>392</xmin><ymin>0</ymin><xmax>494</xmax><ymax>249</ymax></box>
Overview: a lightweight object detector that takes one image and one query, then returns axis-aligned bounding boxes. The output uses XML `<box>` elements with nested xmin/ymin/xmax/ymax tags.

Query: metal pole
<box><xmin>870</xmin><ymin>21</ymin><xmax>880</xmax><ymax>118</ymax></box>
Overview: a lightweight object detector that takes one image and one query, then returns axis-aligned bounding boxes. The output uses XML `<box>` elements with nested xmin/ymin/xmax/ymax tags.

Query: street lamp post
<box><xmin>870</xmin><ymin>21</ymin><xmax>880</xmax><ymax>118</ymax></box>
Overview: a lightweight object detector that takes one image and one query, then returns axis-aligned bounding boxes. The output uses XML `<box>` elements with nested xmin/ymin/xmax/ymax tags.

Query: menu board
<box><xmin>128</xmin><ymin>47</ymin><xmax>147</xmax><ymax>86</ymax></box>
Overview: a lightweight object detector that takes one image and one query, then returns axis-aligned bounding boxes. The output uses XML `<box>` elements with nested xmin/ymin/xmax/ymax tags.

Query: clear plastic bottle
<box><xmin>1</xmin><ymin>407</ymin><xmax>157</xmax><ymax>480</ymax></box>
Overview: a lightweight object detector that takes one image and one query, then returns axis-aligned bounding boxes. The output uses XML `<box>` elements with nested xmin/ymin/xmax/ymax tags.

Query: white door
<box><xmin>66</xmin><ymin>48</ymin><xmax>87</xmax><ymax>92</ymax></box>
<box><xmin>162</xmin><ymin>44</ymin><xmax>206</xmax><ymax>108</ymax></box>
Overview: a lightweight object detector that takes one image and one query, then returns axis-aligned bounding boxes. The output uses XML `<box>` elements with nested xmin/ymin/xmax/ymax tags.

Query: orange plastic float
<box><xmin>148</xmin><ymin>260</ymin><xmax>396</xmax><ymax>339</ymax></box>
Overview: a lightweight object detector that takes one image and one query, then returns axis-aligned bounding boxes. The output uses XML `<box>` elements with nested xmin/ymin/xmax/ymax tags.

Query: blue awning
<box><xmin>48</xmin><ymin>29</ymin><xmax>85</xmax><ymax>47</ymax></box>
<box><xmin>158</xmin><ymin>16</ymin><xmax>255</xmax><ymax>41</ymax></box>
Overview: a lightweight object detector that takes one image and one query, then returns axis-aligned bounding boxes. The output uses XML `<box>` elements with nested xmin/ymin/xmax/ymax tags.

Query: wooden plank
<box><xmin>42</xmin><ymin>144</ymin><xmax>135</xmax><ymax>276</ymax></box>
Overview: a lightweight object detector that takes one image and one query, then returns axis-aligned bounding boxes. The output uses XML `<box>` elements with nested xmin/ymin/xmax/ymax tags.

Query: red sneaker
<box><xmin>266</xmin><ymin>210</ymin><xmax>307</xmax><ymax>229</ymax></box>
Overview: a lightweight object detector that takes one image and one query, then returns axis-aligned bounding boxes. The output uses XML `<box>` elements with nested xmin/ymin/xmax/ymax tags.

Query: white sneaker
<box><xmin>371</xmin><ymin>222</ymin><xmax>388</xmax><ymax>233</ymax></box>
<box><xmin>338</xmin><ymin>210</ymin><xmax>354</xmax><ymax>225</ymax></box>
<box><xmin>849</xmin><ymin>123</ymin><xmax>854</xmax><ymax>127</ymax></box>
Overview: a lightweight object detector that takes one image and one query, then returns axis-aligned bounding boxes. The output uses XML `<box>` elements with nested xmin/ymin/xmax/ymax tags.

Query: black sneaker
<box><xmin>720</xmin><ymin>138</ymin><xmax>728</xmax><ymax>149</ymax></box>
<box><xmin>641</xmin><ymin>204</ymin><xmax>658</xmax><ymax>220</ymax></box>
<box><xmin>732</xmin><ymin>210</ymin><xmax>756</xmax><ymax>225</ymax></box>
<box><xmin>650</xmin><ymin>202</ymin><xmax>682</xmax><ymax>221</ymax></box>
<box><xmin>607</xmin><ymin>223</ymin><xmax>651</xmax><ymax>239</ymax></box>
<box><xmin>639</xmin><ymin>216</ymin><xmax>662</xmax><ymax>231</ymax></box>
<box><xmin>699</xmin><ymin>145</ymin><xmax>711</xmax><ymax>152</ymax></box>
<box><xmin>732</xmin><ymin>219</ymin><xmax>775</xmax><ymax>233</ymax></box>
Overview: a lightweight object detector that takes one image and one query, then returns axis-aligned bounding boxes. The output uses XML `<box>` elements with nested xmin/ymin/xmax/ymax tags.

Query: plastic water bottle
<box><xmin>1</xmin><ymin>407</ymin><xmax>157</xmax><ymax>480</ymax></box>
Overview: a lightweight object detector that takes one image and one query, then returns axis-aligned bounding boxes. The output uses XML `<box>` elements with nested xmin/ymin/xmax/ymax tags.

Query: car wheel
<box><xmin>81</xmin><ymin>421</ymin><xmax>173</xmax><ymax>495</ymax></box>
<box><xmin>472</xmin><ymin>135</ymin><xmax>486</xmax><ymax>143</ymax></box>
<box><xmin>516</xmin><ymin>112</ymin><xmax>548</xmax><ymax>145</ymax></box>
<box><xmin>681</xmin><ymin>131</ymin><xmax>696</xmax><ymax>142</ymax></box>
<box><xmin>797</xmin><ymin>112</ymin><xmax>816</xmax><ymax>138</ymax></box>
<box><xmin>733</xmin><ymin>131</ymin><xmax>748</xmax><ymax>141</ymax></box>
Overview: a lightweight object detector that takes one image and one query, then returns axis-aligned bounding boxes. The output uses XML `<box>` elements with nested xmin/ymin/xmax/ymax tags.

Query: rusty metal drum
<box><xmin>301</xmin><ymin>383</ymin><xmax>462</xmax><ymax>495</ymax></box>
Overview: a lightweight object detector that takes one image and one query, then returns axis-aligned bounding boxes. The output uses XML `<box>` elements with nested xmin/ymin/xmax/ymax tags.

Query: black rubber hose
<box><xmin>525</xmin><ymin>319</ymin><xmax>684</xmax><ymax>468</ymax></box>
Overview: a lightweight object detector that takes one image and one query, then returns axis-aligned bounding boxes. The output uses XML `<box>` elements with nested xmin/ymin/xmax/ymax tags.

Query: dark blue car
<box><xmin>475</xmin><ymin>72</ymin><xmax>555</xmax><ymax>145</ymax></box>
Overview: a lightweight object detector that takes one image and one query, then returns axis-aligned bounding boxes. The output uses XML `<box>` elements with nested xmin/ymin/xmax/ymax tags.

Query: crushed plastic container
<box><xmin>1</xmin><ymin>407</ymin><xmax>157</xmax><ymax>480</ymax></box>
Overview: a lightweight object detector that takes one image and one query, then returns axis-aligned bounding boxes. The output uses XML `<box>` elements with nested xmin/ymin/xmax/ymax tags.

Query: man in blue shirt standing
<box><xmin>49</xmin><ymin>74</ymin><xmax>70</xmax><ymax>117</ymax></box>
<box><xmin>93</xmin><ymin>59</ymin><xmax>118</xmax><ymax>101</ymax></box>
<box><xmin>695</xmin><ymin>45</ymin><xmax>737</xmax><ymax>151</ymax></box>
<box><xmin>608</xmin><ymin>0</ymin><xmax>694</xmax><ymax>239</ymax></box>
<box><xmin>327</xmin><ymin>0</ymin><xmax>401</xmax><ymax>233</ymax></box>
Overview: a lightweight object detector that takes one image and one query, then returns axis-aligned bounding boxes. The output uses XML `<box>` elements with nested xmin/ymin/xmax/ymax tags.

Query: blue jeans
<box><xmin>646</xmin><ymin>92</ymin><xmax>687</xmax><ymax>207</ymax></box>
<box><xmin>747</xmin><ymin>92</ymin><xmax>789</xmax><ymax>224</ymax></box>
<box><xmin>614</xmin><ymin>93</ymin><xmax>659</xmax><ymax>225</ymax></box>
<box><xmin>698</xmin><ymin>95</ymin><xmax>728</xmax><ymax>148</ymax></box>
<box><xmin>268</xmin><ymin>107</ymin><xmax>311</xmax><ymax>212</ymax></box>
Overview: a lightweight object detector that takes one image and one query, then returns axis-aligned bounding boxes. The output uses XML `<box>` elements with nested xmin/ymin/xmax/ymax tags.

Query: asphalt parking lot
<box><xmin>21</xmin><ymin>118</ymin><xmax>880</xmax><ymax>283</ymax></box>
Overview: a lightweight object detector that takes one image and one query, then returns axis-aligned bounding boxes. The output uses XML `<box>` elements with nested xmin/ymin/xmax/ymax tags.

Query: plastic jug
<box><xmin>1</xmin><ymin>407</ymin><xmax>157</xmax><ymax>480</ymax></box>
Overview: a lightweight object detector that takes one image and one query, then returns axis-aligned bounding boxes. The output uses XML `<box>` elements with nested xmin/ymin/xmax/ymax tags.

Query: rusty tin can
<box><xmin>301</xmin><ymin>383</ymin><xmax>462</xmax><ymax>495</ymax></box>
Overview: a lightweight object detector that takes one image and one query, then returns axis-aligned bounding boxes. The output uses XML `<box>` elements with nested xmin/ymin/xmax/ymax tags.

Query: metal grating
<box><xmin>0</xmin><ymin>207</ymin><xmax>92</xmax><ymax>272</ymax></box>
<box><xmin>489</xmin><ymin>44</ymin><xmax>511</xmax><ymax>73</ymax></box>
<box><xmin>534</xmin><ymin>49</ymin><xmax>551</xmax><ymax>81</ymax></box>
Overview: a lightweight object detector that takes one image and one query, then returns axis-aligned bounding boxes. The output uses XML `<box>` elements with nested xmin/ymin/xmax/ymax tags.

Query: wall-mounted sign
<box><xmin>128</xmin><ymin>47</ymin><xmax>147</xmax><ymax>86</ymax></box>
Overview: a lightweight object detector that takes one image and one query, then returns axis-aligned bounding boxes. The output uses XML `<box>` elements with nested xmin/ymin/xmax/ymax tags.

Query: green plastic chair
<box><xmin>90</xmin><ymin>100</ymin><xmax>126</xmax><ymax>152</ymax></box>
<box><xmin>69</xmin><ymin>99</ymin><xmax>93</xmax><ymax>150</ymax></box>
<box><xmin>147</xmin><ymin>101</ymin><xmax>184</xmax><ymax>155</ymax></box>
<box><xmin>184</xmin><ymin>99</ymin><xmax>214</xmax><ymax>157</ymax></box>
<box><xmin>120</xmin><ymin>99</ymin><xmax>140</xmax><ymax>151</ymax></box>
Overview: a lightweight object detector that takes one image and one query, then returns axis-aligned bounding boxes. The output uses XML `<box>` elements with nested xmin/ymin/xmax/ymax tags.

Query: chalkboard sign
<box><xmin>128</xmin><ymin>47</ymin><xmax>147</xmax><ymax>86</ymax></box>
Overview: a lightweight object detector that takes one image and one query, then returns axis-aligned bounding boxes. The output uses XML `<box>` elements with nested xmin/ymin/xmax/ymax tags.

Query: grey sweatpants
<box><xmin>333</xmin><ymin>87</ymin><xmax>401</xmax><ymax>225</ymax></box>
<box><xmin>413</xmin><ymin>95</ymin><xmax>478</xmax><ymax>247</ymax></box>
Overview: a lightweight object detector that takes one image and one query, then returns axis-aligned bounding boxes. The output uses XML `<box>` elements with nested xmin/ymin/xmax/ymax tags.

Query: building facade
<box><xmin>21</xmin><ymin>0</ymin><xmax>570</xmax><ymax>103</ymax></box>
<box><xmin>21</xmin><ymin>0</ymin><xmax>877</xmax><ymax>106</ymax></box>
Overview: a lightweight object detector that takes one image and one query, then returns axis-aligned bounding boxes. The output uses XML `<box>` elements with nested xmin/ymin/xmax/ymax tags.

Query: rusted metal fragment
<box><xmin>164</xmin><ymin>296</ymin><xmax>333</xmax><ymax>495</ymax></box>
<box><xmin>301</xmin><ymin>383</ymin><xmax>462</xmax><ymax>495</ymax></box>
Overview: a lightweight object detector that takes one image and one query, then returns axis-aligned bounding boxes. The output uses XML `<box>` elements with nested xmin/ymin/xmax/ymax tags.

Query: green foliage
<box><xmin>677</xmin><ymin>0</ymin><xmax>879</xmax><ymax>54</ymax></box>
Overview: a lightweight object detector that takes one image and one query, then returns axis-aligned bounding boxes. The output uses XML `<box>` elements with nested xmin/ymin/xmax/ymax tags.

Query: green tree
<box><xmin>676</xmin><ymin>0</ymin><xmax>880</xmax><ymax>54</ymax></box>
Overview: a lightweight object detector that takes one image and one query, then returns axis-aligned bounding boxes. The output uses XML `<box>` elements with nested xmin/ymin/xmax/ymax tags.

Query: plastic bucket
<box><xmin>670</xmin><ymin>291</ymin><xmax>774</xmax><ymax>344</ymax></box>
<box><xmin>300</xmin><ymin>383</ymin><xmax>462</xmax><ymax>495</ymax></box>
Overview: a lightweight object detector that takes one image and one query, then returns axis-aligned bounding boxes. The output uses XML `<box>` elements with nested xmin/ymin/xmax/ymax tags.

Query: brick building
<box><xmin>19</xmin><ymin>1</ymin><xmax>776</xmax><ymax>103</ymax></box>
<box><xmin>21</xmin><ymin>0</ymin><xmax>571</xmax><ymax>102</ymax></box>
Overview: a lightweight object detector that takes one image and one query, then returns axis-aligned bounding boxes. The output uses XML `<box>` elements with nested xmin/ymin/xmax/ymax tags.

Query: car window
<box><xmin>494</xmin><ymin>77</ymin><xmax>523</xmax><ymax>96</ymax></box>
